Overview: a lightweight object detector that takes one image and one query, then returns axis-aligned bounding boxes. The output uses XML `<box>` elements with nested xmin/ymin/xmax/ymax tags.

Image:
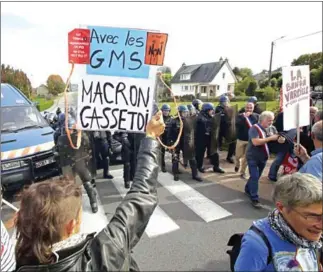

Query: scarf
<box><xmin>268</xmin><ymin>209</ymin><xmax>322</xmax><ymax>249</ymax></box>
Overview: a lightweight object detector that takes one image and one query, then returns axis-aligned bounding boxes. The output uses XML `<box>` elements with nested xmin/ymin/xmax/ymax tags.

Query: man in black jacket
<box><xmin>235</xmin><ymin>102</ymin><xmax>259</xmax><ymax>179</ymax></box>
<box><xmin>14</xmin><ymin>111</ymin><xmax>166</xmax><ymax>272</ymax></box>
<box><xmin>160</xmin><ymin>104</ymin><xmax>172</xmax><ymax>172</ymax></box>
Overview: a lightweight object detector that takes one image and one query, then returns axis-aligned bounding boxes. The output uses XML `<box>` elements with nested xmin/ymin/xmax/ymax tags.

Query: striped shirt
<box><xmin>1</xmin><ymin>221</ymin><xmax>16</xmax><ymax>272</ymax></box>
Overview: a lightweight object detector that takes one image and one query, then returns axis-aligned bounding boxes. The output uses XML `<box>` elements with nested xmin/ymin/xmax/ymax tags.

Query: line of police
<box><xmin>51</xmin><ymin>95</ymin><xmax>259</xmax><ymax>214</ymax></box>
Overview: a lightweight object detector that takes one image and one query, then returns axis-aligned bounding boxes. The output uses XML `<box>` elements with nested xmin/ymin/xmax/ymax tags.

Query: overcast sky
<box><xmin>1</xmin><ymin>1</ymin><xmax>322</xmax><ymax>87</ymax></box>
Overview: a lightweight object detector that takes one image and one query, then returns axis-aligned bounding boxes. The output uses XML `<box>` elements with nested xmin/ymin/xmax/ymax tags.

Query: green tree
<box><xmin>270</xmin><ymin>78</ymin><xmax>277</xmax><ymax>88</ymax></box>
<box><xmin>291</xmin><ymin>52</ymin><xmax>322</xmax><ymax>70</ymax></box>
<box><xmin>264</xmin><ymin>86</ymin><xmax>276</xmax><ymax>101</ymax></box>
<box><xmin>259</xmin><ymin>79</ymin><xmax>269</xmax><ymax>88</ymax></box>
<box><xmin>245</xmin><ymin>80</ymin><xmax>258</xmax><ymax>96</ymax></box>
<box><xmin>161</xmin><ymin>73</ymin><xmax>172</xmax><ymax>88</ymax></box>
<box><xmin>277</xmin><ymin>76</ymin><xmax>283</xmax><ymax>89</ymax></box>
<box><xmin>1</xmin><ymin>64</ymin><xmax>32</xmax><ymax>98</ymax></box>
<box><xmin>234</xmin><ymin>76</ymin><xmax>252</xmax><ymax>95</ymax></box>
<box><xmin>310</xmin><ymin>66</ymin><xmax>323</xmax><ymax>87</ymax></box>
<box><xmin>233</xmin><ymin>67</ymin><xmax>240</xmax><ymax>77</ymax></box>
<box><xmin>46</xmin><ymin>75</ymin><xmax>66</xmax><ymax>95</ymax></box>
<box><xmin>239</xmin><ymin>68</ymin><xmax>253</xmax><ymax>79</ymax></box>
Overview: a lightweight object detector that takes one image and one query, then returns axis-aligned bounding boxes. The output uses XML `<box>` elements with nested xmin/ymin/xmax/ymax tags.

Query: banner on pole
<box><xmin>282</xmin><ymin>65</ymin><xmax>310</xmax><ymax>131</ymax></box>
<box><xmin>71</xmin><ymin>26</ymin><xmax>168</xmax><ymax>132</ymax></box>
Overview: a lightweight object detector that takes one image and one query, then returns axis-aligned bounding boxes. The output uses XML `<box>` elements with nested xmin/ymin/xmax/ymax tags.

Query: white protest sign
<box><xmin>283</xmin><ymin>65</ymin><xmax>310</xmax><ymax>131</ymax></box>
<box><xmin>74</xmin><ymin>25</ymin><xmax>168</xmax><ymax>132</ymax></box>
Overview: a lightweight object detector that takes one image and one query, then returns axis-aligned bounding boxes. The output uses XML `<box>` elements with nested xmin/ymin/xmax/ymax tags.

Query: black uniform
<box><xmin>56</xmin><ymin>127</ymin><xmax>98</xmax><ymax>213</ymax></box>
<box><xmin>168</xmin><ymin>116</ymin><xmax>202</xmax><ymax>181</ymax></box>
<box><xmin>160</xmin><ymin>115</ymin><xmax>172</xmax><ymax>172</ymax></box>
<box><xmin>93</xmin><ymin>131</ymin><xmax>113</xmax><ymax>179</ymax></box>
<box><xmin>195</xmin><ymin>111</ymin><xmax>224</xmax><ymax>173</ymax></box>
<box><xmin>114</xmin><ymin>132</ymin><xmax>145</xmax><ymax>188</ymax></box>
<box><xmin>215</xmin><ymin>104</ymin><xmax>236</xmax><ymax>161</ymax></box>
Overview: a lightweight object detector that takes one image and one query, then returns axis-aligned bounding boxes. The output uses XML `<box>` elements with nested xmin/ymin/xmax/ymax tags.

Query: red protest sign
<box><xmin>68</xmin><ymin>28</ymin><xmax>90</xmax><ymax>64</ymax></box>
<box><xmin>144</xmin><ymin>32</ymin><xmax>168</xmax><ymax>66</ymax></box>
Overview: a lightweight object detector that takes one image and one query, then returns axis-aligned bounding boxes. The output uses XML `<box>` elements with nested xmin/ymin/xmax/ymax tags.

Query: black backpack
<box><xmin>226</xmin><ymin>225</ymin><xmax>273</xmax><ymax>272</ymax></box>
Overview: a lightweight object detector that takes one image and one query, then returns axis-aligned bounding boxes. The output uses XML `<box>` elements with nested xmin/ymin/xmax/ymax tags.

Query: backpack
<box><xmin>226</xmin><ymin>225</ymin><xmax>273</xmax><ymax>272</ymax></box>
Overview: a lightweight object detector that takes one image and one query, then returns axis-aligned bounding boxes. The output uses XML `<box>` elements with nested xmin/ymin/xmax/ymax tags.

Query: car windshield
<box><xmin>1</xmin><ymin>106</ymin><xmax>48</xmax><ymax>133</ymax></box>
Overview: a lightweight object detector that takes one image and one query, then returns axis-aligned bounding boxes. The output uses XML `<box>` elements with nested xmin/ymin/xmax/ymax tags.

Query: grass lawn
<box><xmin>158</xmin><ymin>101</ymin><xmax>279</xmax><ymax>115</ymax></box>
<box><xmin>32</xmin><ymin>97</ymin><xmax>54</xmax><ymax>111</ymax></box>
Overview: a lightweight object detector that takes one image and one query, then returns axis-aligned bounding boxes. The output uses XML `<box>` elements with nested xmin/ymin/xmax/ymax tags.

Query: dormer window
<box><xmin>180</xmin><ymin>73</ymin><xmax>191</xmax><ymax>80</ymax></box>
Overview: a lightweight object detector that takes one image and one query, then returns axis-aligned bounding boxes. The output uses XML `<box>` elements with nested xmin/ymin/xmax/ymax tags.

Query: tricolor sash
<box><xmin>282</xmin><ymin>152</ymin><xmax>299</xmax><ymax>175</ymax></box>
<box><xmin>243</xmin><ymin>113</ymin><xmax>252</xmax><ymax>128</ymax></box>
<box><xmin>254</xmin><ymin>124</ymin><xmax>270</xmax><ymax>158</ymax></box>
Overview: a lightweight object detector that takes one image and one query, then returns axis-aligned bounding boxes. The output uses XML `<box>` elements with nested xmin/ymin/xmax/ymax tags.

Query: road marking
<box><xmin>158</xmin><ymin>172</ymin><xmax>232</xmax><ymax>222</ymax></box>
<box><xmin>80</xmin><ymin>187</ymin><xmax>108</xmax><ymax>236</ymax></box>
<box><xmin>111</xmin><ymin>174</ymin><xmax>180</xmax><ymax>238</ymax></box>
<box><xmin>221</xmin><ymin>198</ymin><xmax>245</xmax><ymax>204</ymax></box>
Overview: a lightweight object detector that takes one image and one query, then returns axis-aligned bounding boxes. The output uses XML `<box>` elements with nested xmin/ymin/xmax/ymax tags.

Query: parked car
<box><xmin>1</xmin><ymin>83</ymin><xmax>59</xmax><ymax>191</ymax></box>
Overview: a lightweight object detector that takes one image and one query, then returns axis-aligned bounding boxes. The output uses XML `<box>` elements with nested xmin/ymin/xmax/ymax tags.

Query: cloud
<box><xmin>1</xmin><ymin>13</ymin><xmax>35</xmax><ymax>29</ymax></box>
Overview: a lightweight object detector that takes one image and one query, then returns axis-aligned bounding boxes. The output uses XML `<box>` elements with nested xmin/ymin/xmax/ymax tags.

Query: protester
<box><xmin>295</xmin><ymin>120</ymin><xmax>323</xmax><ymax>180</ymax></box>
<box><xmin>1</xmin><ymin>189</ymin><xmax>16</xmax><ymax>272</ymax></box>
<box><xmin>314</xmin><ymin>110</ymin><xmax>323</xmax><ymax>123</ymax></box>
<box><xmin>235</xmin><ymin>173</ymin><xmax>322</xmax><ymax>271</ymax></box>
<box><xmin>245</xmin><ymin>111</ymin><xmax>279</xmax><ymax>208</ymax></box>
<box><xmin>234</xmin><ymin>102</ymin><xmax>259</xmax><ymax>179</ymax></box>
<box><xmin>14</xmin><ymin>111</ymin><xmax>165</xmax><ymax>271</ymax></box>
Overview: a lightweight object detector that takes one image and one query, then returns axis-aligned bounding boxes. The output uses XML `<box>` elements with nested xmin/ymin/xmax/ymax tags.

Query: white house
<box><xmin>170</xmin><ymin>58</ymin><xmax>237</xmax><ymax>98</ymax></box>
<box><xmin>36</xmin><ymin>84</ymin><xmax>49</xmax><ymax>97</ymax></box>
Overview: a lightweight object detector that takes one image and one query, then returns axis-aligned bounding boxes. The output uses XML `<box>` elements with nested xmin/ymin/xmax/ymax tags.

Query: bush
<box><xmin>264</xmin><ymin>86</ymin><xmax>277</xmax><ymax>101</ymax></box>
<box><xmin>255</xmin><ymin>89</ymin><xmax>265</xmax><ymax>100</ymax></box>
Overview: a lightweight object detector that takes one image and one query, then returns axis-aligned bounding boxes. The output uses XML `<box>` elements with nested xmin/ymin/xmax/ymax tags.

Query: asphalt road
<box><xmin>2</xmin><ymin>150</ymin><xmax>275</xmax><ymax>271</ymax></box>
<box><xmin>2</xmin><ymin>93</ymin><xmax>275</xmax><ymax>270</ymax></box>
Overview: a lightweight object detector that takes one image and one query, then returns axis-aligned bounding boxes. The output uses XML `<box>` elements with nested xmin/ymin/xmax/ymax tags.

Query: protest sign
<box><xmin>283</xmin><ymin>65</ymin><xmax>310</xmax><ymax>131</ymax></box>
<box><xmin>145</xmin><ymin>32</ymin><xmax>168</xmax><ymax>65</ymax></box>
<box><xmin>68</xmin><ymin>29</ymin><xmax>91</xmax><ymax>64</ymax></box>
<box><xmin>74</xmin><ymin>25</ymin><xmax>166</xmax><ymax>132</ymax></box>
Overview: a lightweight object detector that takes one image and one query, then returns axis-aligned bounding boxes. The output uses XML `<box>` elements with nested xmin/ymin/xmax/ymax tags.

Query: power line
<box><xmin>282</xmin><ymin>30</ymin><xmax>322</xmax><ymax>43</ymax></box>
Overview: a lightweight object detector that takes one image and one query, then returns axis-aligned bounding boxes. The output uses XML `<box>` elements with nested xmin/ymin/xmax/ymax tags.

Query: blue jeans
<box><xmin>268</xmin><ymin>151</ymin><xmax>286</xmax><ymax>181</ymax></box>
<box><xmin>245</xmin><ymin>159</ymin><xmax>267</xmax><ymax>201</ymax></box>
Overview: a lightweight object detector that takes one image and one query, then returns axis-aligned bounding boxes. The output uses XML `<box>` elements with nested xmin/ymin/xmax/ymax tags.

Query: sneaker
<box><xmin>251</xmin><ymin>200</ymin><xmax>261</xmax><ymax>208</ymax></box>
<box><xmin>124</xmin><ymin>182</ymin><xmax>130</xmax><ymax>189</ymax></box>
<box><xmin>234</xmin><ymin>167</ymin><xmax>239</xmax><ymax>173</ymax></box>
<box><xmin>174</xmin><ymin>175</ymin><xmax>179</xmax><ymax>181</ymax></box>
<box><xmin>161</xmin><ymin>166</ymin><xmax>167</xmax><ymax>173</ymax></box>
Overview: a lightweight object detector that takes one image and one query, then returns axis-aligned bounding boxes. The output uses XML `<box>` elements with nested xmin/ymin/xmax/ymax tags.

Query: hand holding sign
<box><xmin>146</xmin><ymin>111</ymin><xmax>165</xmax><ymax>139</ymax></box>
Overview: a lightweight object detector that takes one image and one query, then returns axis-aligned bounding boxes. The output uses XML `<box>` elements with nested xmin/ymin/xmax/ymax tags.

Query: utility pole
<box><xmin>268</xmin><ymin>36</ymin><xmax>286</xmax><ymax>83</ymax></box>
<box><xmin>268</xmin><ymin>41</ymin><xmax>274</xmax><ymax>83</ymax></box>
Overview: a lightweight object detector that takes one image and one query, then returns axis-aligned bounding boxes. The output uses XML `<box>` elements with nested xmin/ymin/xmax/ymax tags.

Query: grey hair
<box><xmin>312</xmin><ymin>120</ymin><xmax>323</xmax><ymax>142</ymax></box>
<box><xmin>272</xmin><ymin>173</ymin><xmax>322</xmax><ymax>208</ymax></box>
<box><xmin>259</xmin><ymin>111</ymin><xmax>274</xmax><ymax>122</ymax></box>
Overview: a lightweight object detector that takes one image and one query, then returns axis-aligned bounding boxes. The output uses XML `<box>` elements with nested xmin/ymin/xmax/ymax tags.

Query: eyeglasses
<box><xmin>291</xmin><ymin>208</ymin><xmax>323</xmax><ymax>224</ymax></box>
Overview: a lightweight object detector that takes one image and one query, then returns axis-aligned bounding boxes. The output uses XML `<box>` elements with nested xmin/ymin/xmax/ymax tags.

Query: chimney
<box><xmin>219</xmin><ymin>57</ymin><xmax>223</xmax><ymax>63</ymax></box>
<box><xmin>224</xmin><ymin>57</ymin><xmax>228</xmax><ymax>62</ymax></box>
<box><xmin>182</xmin><ymin>62</ymin><xmax>186</xmax><ymax>67</ymax></box>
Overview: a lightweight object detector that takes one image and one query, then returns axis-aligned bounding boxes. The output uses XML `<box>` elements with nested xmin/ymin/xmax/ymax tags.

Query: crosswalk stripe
<box><xmin>158</xmin><ymin>172</ymin><xmax>232</xmax><ymax>222</ymax></box>
<box><xmin>80</xmin><ymin>188</ymin><xmax>108</xmax><ymax>235</ymax></box>
<box><xmin>110</xmin><ymin>172</ymin><xmax>180</xmax><ymax>238</ymax></box>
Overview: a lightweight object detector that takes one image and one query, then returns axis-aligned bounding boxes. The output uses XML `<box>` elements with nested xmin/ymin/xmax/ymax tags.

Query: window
<box><xmin>180</xmin><ymin>73</ymin><xmax>191</xmax><ymax>80</ymax></box>
<box><xmin>222</xmin><ymin>72</ymin><xmax>226</xmax><ymax>79</ymax></box>
<box><xmin>185</xmin><ymin>86</ymin><xmax>189</xmax><ymax>91</ymax></box>
<box><xmin>217</xmin><ymin>85</ymin><xmax>220</xmax><ymax>90</ymax></box>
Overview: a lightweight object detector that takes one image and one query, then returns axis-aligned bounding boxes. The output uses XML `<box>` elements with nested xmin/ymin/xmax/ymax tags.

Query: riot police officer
<box><xmin>168</xmin><ymin>105</ymin><xmax>202</xmax><ymax>182</ymax></box>
<box><xmin>187</xmin><ymin>104</ymin><xmax>197</xmax><ymax>117</ymax></box>
<box><xmin>196</xmin><ymin>103</ymin><xmax>225</xmax><ymax>173</ymax></box>
<box><xmin>160</xmin><ymin>104</ymin><xmax>172</xmax><ymax>172</ymax></box>
<box><xmin>55</xmin><ymin>111</ymin><xmax>98</xmax><ymax>213</ymax></box>
<box><xmin>192</xmin><ymin>99</ymin><xmax>203</xmax><ymax>114</ymax></box>
<box><xmin>215</xmin><ymin>95</ymin><xmax>236</xmax><ymax>163</ymax></box>
<box><xmin>93</xmin><ymin>131</ymin><xmax>114</xmax><ymax>179</ymax></box>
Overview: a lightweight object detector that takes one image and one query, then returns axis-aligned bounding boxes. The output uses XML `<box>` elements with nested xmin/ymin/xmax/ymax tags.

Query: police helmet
<box><xmin>248</xmin><ymin>96</ymin><xmax>258</xmax><ymax>103</ymax></box>
<box><xmin>192</xmin><ymin>99</ymin><xmax>202</xmax><ymax>107</ymax></box>
<box><xmin>187</xmin><ymin>104</ymin><xmax>193</xmax><ymax>111</ymax></box>
<box><xmin>178</xmin><ymin>105</ymin><xmax>189</xmax><ymax>112</ymax></box>
<box><xmin>202</xmin><ymin>102</ymin><xmax>214</xmax><ymax>112</ymax></box>
<box><xmin>161</xmin><ymin>104</ymin><xmax>171</xmax><ymax>111</ymax></box>
<box><xmin>56</xmin><ymin>107</ymin><xmax>62</xmax><ymax>115</ymax></box>
<box><xmin>219</xmin><ymin>95</ymin><xmax>229</xmax><ymax>103</ymax></box>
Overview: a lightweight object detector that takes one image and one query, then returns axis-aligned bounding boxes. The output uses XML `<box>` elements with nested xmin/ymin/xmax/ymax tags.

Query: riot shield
<box><xmin>224</xmin><ymin>104</ymin><xmax>238</xmax><ymax>142</ymax></box>
<box><xmin>182</xmin><ymin>115</ymin><xmax>196</xmax><ymax>160</ymax></box>
<box><xmin>210</xmin><ymin>112</ymin><xmax>221</xmax><ymax>155</ymax></box>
